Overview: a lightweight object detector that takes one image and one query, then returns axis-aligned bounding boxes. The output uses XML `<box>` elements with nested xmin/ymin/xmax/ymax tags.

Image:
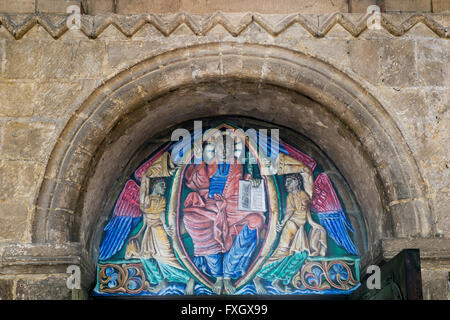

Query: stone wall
<box><xmin>0</xmin><ymin>1</ymin><xmax>448</xmax><ymax>299</ymax></box>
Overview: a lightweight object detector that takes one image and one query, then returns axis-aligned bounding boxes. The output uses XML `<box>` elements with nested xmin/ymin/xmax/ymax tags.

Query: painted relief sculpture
<box><xmin>94</xmin><ymin>122</ymin><xmax>360</xmax><ymax>296</ymax></box>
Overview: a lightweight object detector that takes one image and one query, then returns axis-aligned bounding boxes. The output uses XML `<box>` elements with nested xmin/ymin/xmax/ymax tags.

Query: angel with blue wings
<box><xmin>254</xmin><ymin>149</ymin><xmax>358</xmax><ymax>294</ymax></box>
<box><xmin>254</xmin><ymin>172</ymin><xmax>325</xmax><ymax>294</ymax></box>
<box><xmin>98</xmin><ymin>152</ymin><xmax>195</xmax><ymax>295</ymax></box>
<box><xmin>256</xmin><ymin>133</ymin><xmax>358</xmax><ymax>257</ymax></box>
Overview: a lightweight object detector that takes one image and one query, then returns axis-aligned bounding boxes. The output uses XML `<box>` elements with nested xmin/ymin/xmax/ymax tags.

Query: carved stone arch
<box><xmin>32</xmin><ymin>42</ymin><xmax>432</xmax><ymax>282</ymax></box>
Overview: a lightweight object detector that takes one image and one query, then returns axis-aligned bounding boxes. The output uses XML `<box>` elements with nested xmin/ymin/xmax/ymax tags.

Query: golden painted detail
<box><xmin>0</xmin><ymin>12</ymin><xmax>447</xmax><ymax>40</ymax></box>
<box><xmin>98</xmin><ymin>263</ymin><xmax>147</xmax><ymax>294</ymax></box>
<box><xmin>292</xmin><ymin>260</ymin><xmax>359</xmax><ymax>291</ymax></box>
<box><xmin>126</xmin><ymin>151</ymin><xmax>184</xmax><ymax>269</ymax></box>
<box><xmin>143</xmin><ymin>151</ymin><xmax>175</xmax><ymax>179</ymax></box>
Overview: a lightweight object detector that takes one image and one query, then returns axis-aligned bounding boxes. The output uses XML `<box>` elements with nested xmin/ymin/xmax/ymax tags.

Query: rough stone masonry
<box><xmin>0</xmin><ymin>0</ymin><xmax>448</xmax><ymax>299</ymax></box>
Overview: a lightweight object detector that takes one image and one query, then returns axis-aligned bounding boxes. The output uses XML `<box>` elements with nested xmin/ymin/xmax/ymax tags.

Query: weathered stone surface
<box><xmin>1</xmin><ymin>122</ymin><xmax>57</xmax><ymax>162</ymax></box>
<box><xmin>5</xmin><ymin>41</ymin><xmax>76</xmax><ymax>79</ymax></box>
<box><xmin>433</xmin><ymin>191</ymin><xmax>450</xmax><ymax>236</ymax></box>
<box><xmin>0</xmin><ymin>161</ymin><xmax>44</xmax><ymax>200</ymax></box>
<box><xmin>105</xmin><ymin>41</ymin><xmax>157</xmax><ymax>73</ymax></box>
<box><xmin>15</xmin><ymin>275</ymin><xmax>72</xmax><ymax>300</ymax></box>
<box><xmin>379</xmin><ymin>40</ymin><xmax>418</xmax><ymax>86</ymax></box>
<box><xmin>117</xmin><ymin>0</ymin><xmax>180</xmax><ymax>14</ymax></box>
<box><xmin>0</xmin><ymin>0</ymin><xmax>35</xmax><ymax>14</ymax></box>
<box><xmin>32</xmin><ymin>80</ymin><xmax>100</xmax><ymax>119</ymax></box>
<box><xmin>349</xmin><ymin>40</ymin><xmax>380</xmax><ymax>84</ymax></box>
<box><xmin>36</xmin><ymin>0</ymin><xmax>82</xmax><ymax>14</ymax></box>
<box><xmin>46</xmin><ymin>209</ymin><xmax>74</xmax><ymax>242</ymax></box>
<box><xmin>0</xmin><ymin>81</ymin><xmax>35</xmax><ymax>117</ymax></box>
<box><xmin>349</xmin><ymin>0</ymin><xmax>376</xmax><ymax>13</ymax></box>
<box><xmin>0</xmin><ymin>278</ymin><xmax>14</xmax><ymax>299</ymax></box>
<box><xmin>421</xmin><ymin>269</ymin><xmax>448</xmax><ymax>300</ymax></box>
<box><xmin>381</xmin><ymin>238</ymin><xmax>450</xmax><ymax>260</ymax></box>
<box><xmin>1</xmin><ymin>242</ymin><xmax>81</xmax><ymax>261</ymax></box>
<box><xmin>0</xmin><ymin>201</ymin><xmax>30</xmax><ymax>241</ymax></box>
<box><xmin>416</xmin><ymin>40</ymin><xmax>448</xmax><ymax>86</ymax></box>
<box><xmin>374</xmin><ymin>88</ymin><xmax>448</xmax><ymax>170</ymax></box>
<box><xmin>432</xmin><ymin>0</ymin><xmax>450</xmax><ymax>12</ymax></box>
<box><xmin>85</xmin><ymin>0</ymin><xmax>114</xmax><ymax>14</ymax></box>
<box><xmin>72</xmin><ymin>41</ymin><xmax>105</xmax><ymax>78</ymax></box>
<box><xmin>4</xmin><ymin>41</ymin><xmax>40</xmax><ymax>78</ymax></box>
<box><xmin>292</xmin><ymin>39</ymin><xmax>351</xmax><ymax>69</ymax></box>
<box><xmin>382</xmin><ymin>0</ymin><xmax>432</xmax><ymax>12</ymax></box>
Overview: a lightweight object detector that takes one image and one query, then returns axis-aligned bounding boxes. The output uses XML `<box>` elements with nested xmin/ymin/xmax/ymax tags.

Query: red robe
<box><xmin>183</xmin><ymin>160</ymin><xmax>265</xmax><ymax>256</ymax></box>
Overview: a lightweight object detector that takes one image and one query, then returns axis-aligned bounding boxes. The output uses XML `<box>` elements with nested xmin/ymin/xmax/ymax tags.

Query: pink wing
<box><xmin>98</xmin><ymin>179</ymin><xmax>141</xmax><ymax>260</ymax></box>
<box><xmin>283</xmin><ymin>142</ymin><xmax>317</xmax><ymax>172</ymax></box>
<box><xmin>311</xmin><ymin>173</ymin><xmax>342</xmax><ymax>213</ymax></box>
<box><xmin>311</xmin><ymin>173</ymin><xmax>358</xmax><ymax>255</ymax></box>
<box><xmin>113</xmin><ymin>180</ymin><xmax>141</xmax><ymax>218</ymax></box>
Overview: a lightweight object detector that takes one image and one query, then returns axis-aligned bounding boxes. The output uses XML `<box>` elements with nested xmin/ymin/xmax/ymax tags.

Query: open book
<box><xmin>238</xmin><ymin>180</ymin><xmax>267</xmax><ymax>212</ymax></box>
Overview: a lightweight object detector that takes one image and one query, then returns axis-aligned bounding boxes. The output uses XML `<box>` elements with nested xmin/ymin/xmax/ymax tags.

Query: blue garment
<box><xmin>194</xmin><ymin>224</ymin><xmax>258</xmax><ymax>279</ymax></box>
<box><xmin>194</xmin><ymin>254</ymin><xmax>223</xmax><ymax>278</ymax></box>
<box><xmin>208</xmin><ymin>163</ymin><xmax>230</xmax><ymax>199</ymax></box>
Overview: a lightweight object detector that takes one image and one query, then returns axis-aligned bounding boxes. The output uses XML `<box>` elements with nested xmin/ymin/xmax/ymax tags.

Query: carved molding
<box><xmin>0</xmin><ymin>11</ymin><xmax>448</xmax><ymax>40</ymax></box>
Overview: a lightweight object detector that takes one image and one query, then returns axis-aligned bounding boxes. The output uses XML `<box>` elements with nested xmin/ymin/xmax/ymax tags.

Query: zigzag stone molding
<box><xmin>0</xmin><ymin>11</ymin><xmax>448</xmax><ymax>40</ymax></box>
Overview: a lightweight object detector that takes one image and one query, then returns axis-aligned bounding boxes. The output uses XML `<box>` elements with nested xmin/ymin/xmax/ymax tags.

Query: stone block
<box><xmin>33</xmin><ymin>80</ymin><xmax>100</xmax><ymax>119</ymax></box>
<box><xmin>72</xmin><ymin>41</ymin><xmax>105</xmax><ymax>78</ymax></box>
<box><xmin>379</xmin><ymin>40</ymin><xmax>418</xmax><ymax>86</ymax></box>
<box><xmin>0</xmin><ymin>160</ymin><xmax>43</xmax><ymax>200</ymax></box>
<box><xmin>349</xmin><ymin>0</ymin><xmax>377</xmax><ymax>13</ymax></box>
<box><xmin>1</xmin><ymin>122</ymin><xmax>57</xmax><ymax>162</ymax></box>
<box><xmin>51</xmin><ymin>181</ymin><xmax>80</xmax><ymax>212</ymax></box>
<box><xmin>15</xmin><ymin>275</ymin><xmax>72</xmax><ymax>300</ymax></box>
<box><xmin>433</xmin><ymin>191</ymin><xmax>450</xmax><ymax>236</ymax></box>
<box><xmin>388</xmin><ymin>200</ymin><xmax>428</xmax><ymax>237</ymax></box>
<box><xmin>0</xmin><ymin>82</ymin><xmax>35</xmax><ymax>117</ymax></box>
<box><xmin>0</xmin><ymin>0</ymin><xmax>35</xmax><ymax>14</ymax></box>
<box><xmin>5</xmin><ymin>41</ymin><xmax>76</xmax><ymax>79</ymax></box>
<box><xmin>60</xmin><ymin>146</ymin><xmax>92</xmax><ymax>184</ymax></box>
<box><xmin>0</xmin><ymin>278</ymin><xmax>14</xmax><ymax>300</ymax></box>
<box><xmin>70</xmin><ymin>120</ymin><xmax>104</xmax><ymax>155</ymax></box>
<box><xmin>416</xmin><ymin>40</ymin><xmax>447</xmax><ymax>86</ymax></box>
<box><xmin>36</xmin><ymin>0</ymin><xmax>82</xmax><ymax>14</ymax></box>
<box><xmin>4</xmin><ymin>41</ymin><xmax>40</xmax><ymax>79</ymax></box>
<box><xmin>1</xmin><ymin>242</ymin><xmax>82</xmax><ymax>261</ymax></box>
<box><xmin>432</xmin><ymin>0</ymin><xmax>450</xmax><ymax>12</ymax></box>
<box><xmin>349</xmin><ymin>40</ymin><xmax>381</xmax><ymax>84</ymax></box>
<box><xmin>37</xmin><ymin>41</ymin><xmax>76</xmax><ymax>78</ymax></box>
<box><xmin>421</xmin><ymin>269</ymin><xmax>448</xmax><ymax>300</ymax></box>
<box><xmin>0</xmin><ymin>201</ymin><xmax>30</xmax><ymax>241</ymax></box>
<box><xmin>106</xmin><ymin>41</ymin><xmax>157</xmax><ymax>72</ymax></box>
<box><xmin>85</xmin><ymin>0</ymin><xmax>114</xmax><ymax>14</ymax></box>
<box><xmin>46</xmin><ymin>209</ymin><xmax>74</xmax><ymax>242</ymax></box>
<box><xmin>382</xmin><ymin>0</ymin><xmax>431</xmax><ymax>12</ymax></box>
<box><xmin>294</xmin><ymin>39</ymin><xmax>351</xmax><ymax>69</ymax></box>
<box><xmin>117</xmin><ymin>0</ymin><xmax>181</xmax><ymax>14</ymax></box>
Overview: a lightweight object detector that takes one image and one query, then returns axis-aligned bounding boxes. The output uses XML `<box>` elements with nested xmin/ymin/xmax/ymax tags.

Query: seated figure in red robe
<box><xmin>182</xmin><ymin>135</ymin><xmax>265</xmax><ymax>294</ymax></box>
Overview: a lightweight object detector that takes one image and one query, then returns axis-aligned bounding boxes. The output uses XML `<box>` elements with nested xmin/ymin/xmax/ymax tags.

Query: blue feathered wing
<box><xmin>311</xmin><ymin>173</ymin><xmax>358</xmax><ymax>255</ymax></box>
<box><xmin>98</xmin><ymin>180</ymin><xmax>142</xmax><ymax>260</ymax></box>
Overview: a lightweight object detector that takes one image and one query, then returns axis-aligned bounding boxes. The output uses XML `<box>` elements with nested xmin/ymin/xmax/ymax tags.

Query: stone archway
<box><xmin>32</xmin><ymin>42</ymin><xmax>432</xmax><ymax>290</ymax></box>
